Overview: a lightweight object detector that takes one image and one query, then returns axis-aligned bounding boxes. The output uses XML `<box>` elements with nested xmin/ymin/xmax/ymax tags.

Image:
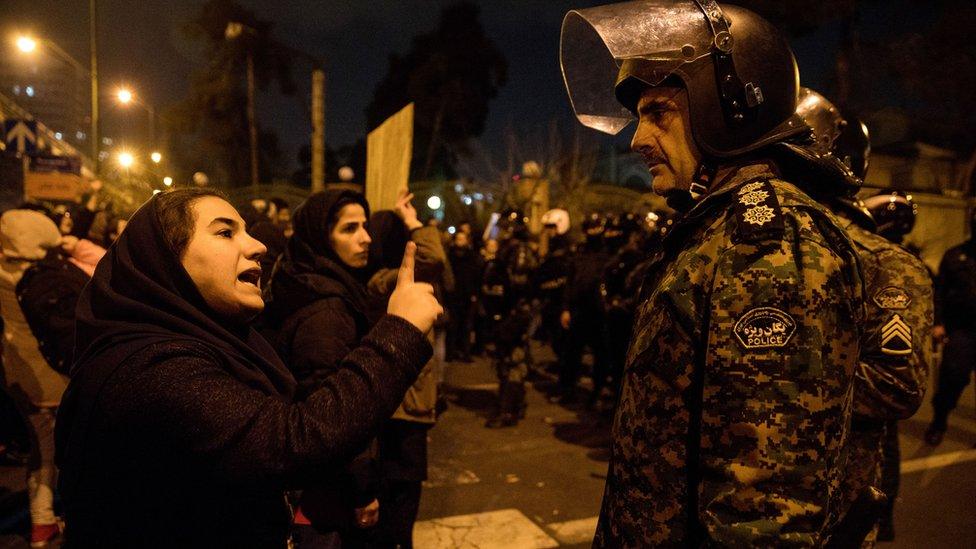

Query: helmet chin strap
<box><xmin>664</xmin><ymin>161</ymin><xmax>718</xmax><ymax>212</ymax></box>
<box><xmin>689</xmin><ymin>162</ymin><xmax>717</xmax><ymax>200</ymax></box>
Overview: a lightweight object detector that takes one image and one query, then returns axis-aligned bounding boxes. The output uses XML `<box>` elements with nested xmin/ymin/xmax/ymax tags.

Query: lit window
<box><xmin>25</xmin><ymin>86</ymin><xmax>35</xmax><ymax>97</ymax></box>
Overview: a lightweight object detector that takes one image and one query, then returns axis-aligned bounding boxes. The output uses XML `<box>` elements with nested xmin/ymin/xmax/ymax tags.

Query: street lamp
<box><xmin>16</xmin><ymin>36</ymin><xmax>37</xmax><ymax>53</ymax></box>
<box><xmin>150</xmin><ymin>151</ymin><xmax>162</xmax><ymax>164</ymax></box>
<box><xmin>163</xmin><ymin>176</ymin><xmax>173</xmax><ymax>186</ymax></box>
<box><xmin>114</xmin><ymin>85</ymin><xmax>158</xmax><ymax>148</ymax></box>
<box><xmin>117</xmin><ymin>151</ymin><xmax>134</xmax><ymax>169</ymax></box>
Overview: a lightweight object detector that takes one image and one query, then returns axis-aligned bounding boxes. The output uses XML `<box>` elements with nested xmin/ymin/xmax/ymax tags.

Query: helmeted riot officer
<box><xmin>535</xmin><ymin>209</ymin><xmax>573</xmax><ymax>346</ymax></box>
<box><xmin>863</xmin><ymin>192</ymin><xmax>918</xmax><ymax>245</ymax></box>
<box><xmin>485</xmin><ymin>211</ymin><xmax>537</xmax><ymax>428</ymax></box>
<box><xmin>924</xmin><ymin>205</ymin><xmax>976</xmax><ymax>448</ymax></box>
<box><xmin>794</xmin><ymin>88</ymin><xmax>934</xmax><ymax>544</ymax></box>
<box><xmin>561</xmin><ymin>2</ymin><xmax>867</xmax><ymax>545</ymax></box>
<box><xmin>597</xmin><ymin>212</ymin><xmax>647</xmax><ymax>412</ymax></box>
<box><xmin>555</xmin><ymin>212</ymin><xmax>612</xmax><ymax>405</ymax></box>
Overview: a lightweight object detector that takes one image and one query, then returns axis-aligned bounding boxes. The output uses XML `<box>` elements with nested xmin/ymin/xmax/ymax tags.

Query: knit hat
<box><xmin>0</xmin><ymin>209</ymin><xmax>62</xmax><ymax>260</ymax></box>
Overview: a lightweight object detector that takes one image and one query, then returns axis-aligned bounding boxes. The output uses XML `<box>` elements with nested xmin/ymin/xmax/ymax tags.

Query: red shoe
<box><xmin>30</xmin><ymin>522</ymin><xmax>60</xmax><ymax>548</ymax></box>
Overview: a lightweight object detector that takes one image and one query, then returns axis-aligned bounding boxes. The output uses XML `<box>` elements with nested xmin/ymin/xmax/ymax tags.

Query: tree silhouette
<box><xmin>165</xmin><ymin>0</ymin><xmax>295</xmax><ymax>186</ymax></box>
<box><xmin>365</xmin><ymin>2</ymin><xmax>507</xmax><ymax>180</ymax></box>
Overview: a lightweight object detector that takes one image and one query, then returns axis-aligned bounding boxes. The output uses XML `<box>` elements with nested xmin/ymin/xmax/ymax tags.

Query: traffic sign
<box><xmin>31</xmin><ymin>154</ymin><xmax>81</xmax><ymax>175</ymax></box>
<box><xmin>3</xmin><ymin>119</ymin><xmax>37</xmax><ymax>154</ymax></box>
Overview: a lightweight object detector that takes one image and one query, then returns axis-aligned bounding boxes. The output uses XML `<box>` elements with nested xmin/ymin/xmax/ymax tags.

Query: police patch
<box><xmin>881</xmin><ymin>314</ymin><xmax>913</xmax><ymax>356</ymax></box>
<box><xmin>873</xmin><ymin>286</ymin><xmax>911</xmax><ymax>310</ymax></box>
<box><xmin>734</xmin><ymin>307</ymin><xmax>796</xmax><ymax>350</ymax></box>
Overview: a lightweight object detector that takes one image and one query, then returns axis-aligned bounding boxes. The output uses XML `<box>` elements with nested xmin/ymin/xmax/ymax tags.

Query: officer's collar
<box><xmin>683</xmin><ymin>160</ymin><xmax>780</xmax><ymax>219</ymax></box>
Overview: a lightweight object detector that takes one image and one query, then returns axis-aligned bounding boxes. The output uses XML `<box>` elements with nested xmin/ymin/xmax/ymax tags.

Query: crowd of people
<box><xmin>0</xmin><ymin>1</ymin><xmax>974</xmax><ymax>547</ymax></box>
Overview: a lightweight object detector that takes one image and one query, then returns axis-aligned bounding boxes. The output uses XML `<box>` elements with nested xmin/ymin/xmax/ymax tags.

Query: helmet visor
<box><xmin>560</xmin><ymin>1</ymin><xmax>714</xmax><ymax>135</ymax></box>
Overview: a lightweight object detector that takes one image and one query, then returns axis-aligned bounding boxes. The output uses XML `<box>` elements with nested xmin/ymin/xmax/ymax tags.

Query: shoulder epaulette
<box><xmin>732</xmin><ymin>178</ymin><xmax>784</xmax><ymax>243</ymax></box>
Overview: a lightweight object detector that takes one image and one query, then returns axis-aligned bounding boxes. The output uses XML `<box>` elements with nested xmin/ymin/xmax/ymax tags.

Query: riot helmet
<box><xmin>863</xmin><ymin>191</ymin><xmax>917</xmax><ymax>244</ymax></box>
<box><xmin>603</xmin><ymin>213</ymin><xmax>632</xmax><ymax>249</ymax></box>
<box><xmin>561</xmin><ymin>1</ymin><xmax>807</xmax><ymax>159</ymax></box>
<box><xmin>582</xmin><ymin>212</ymin><xmax>606</xmax><ymax>249</ymax></box>
<box><xmin>541</xmin><ymin>208</ymin><xmax>571</xmax><ymax>236</ymax></box>
<box><xmin>779</xmin><ymin>87</ymin><xmax>862</xmax><ymax>198</ymax></box>
<box><xmin>834</xmin><ymin>110</ymin><xmax>871</xmax><ymax>181</ymax></box>
<box><xmin>499</xmin><ymin>209</ymin><xmax>529</xmax><ymax>240</ymax></box>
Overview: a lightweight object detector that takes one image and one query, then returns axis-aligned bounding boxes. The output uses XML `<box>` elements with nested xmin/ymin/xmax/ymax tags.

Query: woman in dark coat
<box><xmin>263</xmin><ymin>189</ymin><xmax>382</xmax><ymax>547</ymax></box>
<box><xmin>54</xmin><ymin>188</ymin><xmax>441</xmax><ymax>548</ymax></box>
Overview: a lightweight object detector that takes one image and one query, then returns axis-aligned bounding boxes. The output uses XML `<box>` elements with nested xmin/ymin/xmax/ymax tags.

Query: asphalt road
<box><xmin>417</xmin><ymin>344</ymin><xmax>976</xmax><ymax>548</ymax></box>
<box><xmin>0</xmin><ymin>343</ymin><xmax>972</xmax><ymax>548</ymax></box>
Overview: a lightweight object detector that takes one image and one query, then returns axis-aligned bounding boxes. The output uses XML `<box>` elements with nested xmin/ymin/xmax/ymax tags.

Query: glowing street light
<box><xmin>427</xmin><ymin>195</ymin><xmax>442</xmax><ymax>210</ymax></box>
<box><xmin>150</xmin><ymin>151</ymin><xmax>162</xmax><ymax>164</ymax></box>
<box><xmin>16</xmin><ymin>36</ymin><xmax>37</xmax><ymax>53</ymax></box>
<box><xmin>116</xmin><ymin>88</ymin><xmax>133</xmax><ymax>104</ymax></box>
<box><xmin>163</xmin><ymin>176</ymin><xmax>173</xmax><ymax>186</ymax></box>
<box><xmin>117</xmin><ymin>151</ymin><xmax>134</xmax><ymax>169</ymax></box>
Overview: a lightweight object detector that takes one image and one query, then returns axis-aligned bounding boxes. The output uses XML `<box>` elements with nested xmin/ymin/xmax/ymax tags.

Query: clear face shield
<box><xmin>560</xmin><ymin>1</ymin><xmax>714</xmax><ymax>135</ymax></box>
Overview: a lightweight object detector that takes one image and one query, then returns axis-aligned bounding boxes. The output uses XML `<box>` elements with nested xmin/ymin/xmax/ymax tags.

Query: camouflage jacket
<box><xmin>837</xmin><ymin>216</ymin><xmax>933</xmax><ymax>505</ymax></box>
<box><xmin>840</xmin><ymin>217</ymin><xmax>932</xmax><ymax>422</ymax></box>
<box><xmin>594</xmin><ymin>163</ymin><xmax>866</xmax><ymax>547</ymax></box>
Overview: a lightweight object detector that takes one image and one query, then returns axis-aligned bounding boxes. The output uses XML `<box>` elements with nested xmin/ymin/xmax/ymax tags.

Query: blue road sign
<box><xmin>3</xmin><ymin>119</ymin><xmax>38</xmax><ymax>154</ymax></box>
<box><xmin>31</xmin><ymin>154</ymin><xmax>81</xmax><ymax>175</ymax></box>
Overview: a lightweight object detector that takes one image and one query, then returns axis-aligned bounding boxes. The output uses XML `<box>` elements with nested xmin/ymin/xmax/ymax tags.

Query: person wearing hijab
<box><xmin>55</xmin><ymin>187</ymin><xmax>442</xmax><ymax>547</ymax></box>
<box><xmin>263</xmin><ymin>189</ymin><xmax>382</xmax><ymax>547</ymax></box>
<box><xmin>366</xmin><ymin>191</ymin><xmax>450</xmax><ymax>549</ymax></box>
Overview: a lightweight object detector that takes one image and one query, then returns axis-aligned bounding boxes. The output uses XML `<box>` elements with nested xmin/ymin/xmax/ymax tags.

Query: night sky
<box><xmin>2</xmin><ymin>0</ymin><xmax>929</xmax><ymax>175</ymax></box>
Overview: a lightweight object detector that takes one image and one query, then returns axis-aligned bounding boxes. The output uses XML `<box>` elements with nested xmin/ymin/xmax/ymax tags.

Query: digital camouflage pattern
<box><xmin>835</xmin><ymin>217</ymin><xmax>933</xmax><ymax>520</ymax></box>
<box><xmin>595</xmin><ymin>163</ymin><xmax>866</xmax><ymax>547</ymax></box>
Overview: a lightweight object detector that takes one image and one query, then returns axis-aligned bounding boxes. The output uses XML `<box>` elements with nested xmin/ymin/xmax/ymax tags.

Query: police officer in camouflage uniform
<box><xmin>485</xmin><ymin>212</ymin><xmax>537</xmax><ymax>428</ymax></box>
<box><xmin>555</xmin><ymin>213</ymin><xmax>612</xmax><ymax>405</ymax></box>
<box><xmin>792</xmin><ymin>89</ymin><xmax>934</xmax><ymax>544</ymax></box>
<box><xmin>535</xmin><ymin>209</ymin><xmax>573</xmax><ymax>348</ymax></box>
<box><xmin>561</xmin><ymin>1</ymin><xmax>867</xmax><ymax>545</ymax></box>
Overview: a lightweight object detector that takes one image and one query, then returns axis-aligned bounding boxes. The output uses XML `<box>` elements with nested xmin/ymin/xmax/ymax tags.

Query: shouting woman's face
<box><xmin>329</xmin><ymin>203</ymin><xmax>371</xmax><ymax>269</ymax></box>
<box><xmin>181</xmin><ymin>196</ymin><xmax>267</xmax><ymax>321</ymax></box>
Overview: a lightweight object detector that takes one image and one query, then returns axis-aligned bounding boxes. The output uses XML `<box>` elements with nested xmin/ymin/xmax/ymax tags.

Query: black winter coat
<box><xmin>56</xmin><ymin>193</ymin><xmax>432</xmax><ymax>548</ymax></box>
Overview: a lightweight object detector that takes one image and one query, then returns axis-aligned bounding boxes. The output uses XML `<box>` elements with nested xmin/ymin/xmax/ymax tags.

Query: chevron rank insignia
<box><xmin>881</xmin><ymin>314</ymin><xmax>913</xmax><ymax>356</ymax></box>
<box><xmin>874</xmin><ymin>286</ymin><xmax>911</xmax><ymax>310</ymax></box>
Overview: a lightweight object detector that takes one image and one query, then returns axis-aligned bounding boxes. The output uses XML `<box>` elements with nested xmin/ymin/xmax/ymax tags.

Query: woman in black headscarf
<box><xmin>55</xmin><ymin>188</ymin><xmax>441</xmax><ymax>548</ymax></box>
<box><xmin>263</xmin><ymin>189</ymin><xmax>381</xmax><ymax>547</ymax></box>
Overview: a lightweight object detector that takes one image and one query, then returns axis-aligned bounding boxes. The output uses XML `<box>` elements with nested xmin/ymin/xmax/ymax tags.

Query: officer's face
<box><xmin>631</xmin><ymin>87</ymin><xmax>701</xmax><ymax>197</ymax></box>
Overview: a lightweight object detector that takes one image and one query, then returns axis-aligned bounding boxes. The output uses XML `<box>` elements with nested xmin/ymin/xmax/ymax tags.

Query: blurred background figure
<box><xmin>554</xmin><ymin>213</ymin><xmax>609</xmax><ymax>407</ymax></box>
<box><xmin>924</xmin><ymin>204</ymin><xmax>976</xmax><ymax>449</ymax></box>
<box><xmin>446</xmin><ymin>230</ymin><xmax>481</xmax><ymax>363</ymax></box>
<box><xmin>0</xmin><ymin>210</ymin><xmax>67</xmax><ymax>547</ymax></box>
<box><xmin>366</xmin><ymin>190</ymin><xmax>449</xmax><ymax>548</ymax></box>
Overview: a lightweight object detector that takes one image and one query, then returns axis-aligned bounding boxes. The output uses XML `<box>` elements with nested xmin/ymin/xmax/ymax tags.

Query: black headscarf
<box><xmin>71</xmin><ymin>193</ymin><xmax>296</xmax><ymax>397</ymax></box>
<box><xmin>366</xmin><ymin>210</ymin><xmax>409</xmax><ymax>271</ymax></box>
<box><xmin>265</xmin><ymin>190</ymin><xmax>373</xmax><ymax>327</ymax></box>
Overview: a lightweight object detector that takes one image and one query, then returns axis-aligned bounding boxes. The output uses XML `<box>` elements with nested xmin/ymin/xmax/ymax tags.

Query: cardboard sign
<box><xmin>366</xmin><ymin>103</ymin><xmax>413</xmax><ymax>212</ymax></box>
<box><xmin>24</xmin><ymin>171</ymin><xmax>85</xmax><ymax>201</ymax></box>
